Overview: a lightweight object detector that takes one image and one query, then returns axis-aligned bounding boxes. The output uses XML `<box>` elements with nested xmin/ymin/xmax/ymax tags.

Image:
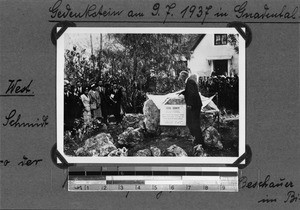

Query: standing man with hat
<box><xmin>178</xmin><ymin>71</ymin><xmax>205</xmax><ymax>149</ymax></box>
<box><xmin>89</xmin><ymin>83</ymin><xmax>102</xmax><ymax>120</ymax></box>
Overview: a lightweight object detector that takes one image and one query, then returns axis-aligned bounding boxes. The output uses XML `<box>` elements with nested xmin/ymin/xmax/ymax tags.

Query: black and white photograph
<box><xmin>57</xmin><ymin>28</ymin><xmax>245</xmax><ymax>164</ymax></box>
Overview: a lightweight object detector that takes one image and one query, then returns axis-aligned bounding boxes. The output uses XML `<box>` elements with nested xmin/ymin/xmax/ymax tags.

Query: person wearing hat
<box><xmin>178</xmin><ymin>71</ymin><xmax>205</xmax><ymax>149</ymax></box>
<box><xmin>64</xmin><ymin>82</ymin><xmax>72</xmax><ymax>131</ymax></box>
<box><xmin>80</xmin><ymin>86</ymin><xmax>91</xmax><ymax>127</ymax></box>
<box><xmin>178</xmin><ymin>71</ymin><xmax>189</xmax><ymax>89</ymax></box>
<box><xmin>111</xmin><ymin>83</ymin><xmax>124</xmax><ymax>124</ymax></box>
<box><xmin>88</xmin><ymin>84</ymin><xmax>102</xmax><ymax>120</ymax></box>
<box><xmin>100</xmin><ymin>83</ymin><xmax>113</xmax><ymax>125</ymax></box>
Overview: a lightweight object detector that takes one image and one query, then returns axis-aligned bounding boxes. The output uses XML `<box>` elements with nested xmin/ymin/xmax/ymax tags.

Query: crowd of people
<box><xmin>199</xmin><ymin>75</ymin><xmax>239</xmax><ymax>113</ymax></box>
<box><xmin>64</xmin><ymin>80</ymin><xmax>124</xmax><ymax>131</ymax></box>
<box><xmin>64</xmin><ymin>74</ymin><xmax>239</xmax><ymax>132</ymax></box>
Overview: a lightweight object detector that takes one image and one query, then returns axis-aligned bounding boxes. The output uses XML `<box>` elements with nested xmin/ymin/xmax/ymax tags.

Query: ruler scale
<box><xmin>68</xmin><ymin>167</ymin><xmax>238</xmax><ymax>192</ymax></box>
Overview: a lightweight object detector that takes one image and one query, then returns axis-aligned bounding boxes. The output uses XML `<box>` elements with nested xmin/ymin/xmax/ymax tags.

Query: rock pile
<box><xmin>165</xmin><ymin>144</ymin><xmax>188</xmax><ymax>157</ymax></box>
<box><xmin>193</xmin><ymin>144</ymin><xmax>207</xmax><ymax>157</ymax></box>
<box><xmin>150</xmin><ymin>146</ymin><xmax>161</xmax><ymax>157</ymax></box>
<box><xmin>71</xmin><ymin>108</ymin><xmax>237</xmax><ymax>157</ymax></box>
<box><xmin>134</xmin><ymin>146</ymin><xmax>162</xmax><ymax>156</ymax></box>
<box><xmin>143</xmin><ymin>99</ymin><xmax>160</xmax><ymax>134</ymax></box>
<box><xmin>135</xmin><ymin>149</ymin><xmax>152</xmax><ymax>156</ymax></box>
<box><xmin>108</xmin><ymin>147</ymin><xmax>128</xmax><ymax>156</ymax></box>
<box><xmin>203</xmin><ymin>126</ymin><xmax>223</xmax><ymax>150</ymax></box>
<box><xmin>121</xmin><ymin>113</ymin><xmax>144</xmax><ymax>129</ymax></box>
<box><xmin>75</xmin><ymin>133</ymin><xmax>117</xmax><ymax>156</ymax></box>
<box><xmin>117</xmin><ymin>127</ymin><xmax>144</xmax><ymax>148</ymax></box>
<box><xmin>142</xmin><ymin>98</ymin><xmax>219</xmax><ymax>139</ymax></box>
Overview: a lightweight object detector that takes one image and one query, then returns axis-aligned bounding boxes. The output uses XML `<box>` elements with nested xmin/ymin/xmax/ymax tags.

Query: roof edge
<box><xmin>190</xmin><ymin>34</ymin><xmax>206</xmax><ymax>51</ymax></box>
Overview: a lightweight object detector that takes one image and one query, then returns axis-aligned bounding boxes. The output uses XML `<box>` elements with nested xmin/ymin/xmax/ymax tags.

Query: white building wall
<box><xmin>188</xmin><ymin>34</ymin><xmax>239</xmax><ymax>77</ymax></box>
<box><xmin>231</xmin><ymin>53</ymin><xmax>239</xmax><ymax>76</ymax></box>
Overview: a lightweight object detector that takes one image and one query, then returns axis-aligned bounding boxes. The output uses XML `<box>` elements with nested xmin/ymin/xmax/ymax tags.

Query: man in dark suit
<box><xmin>100</xmin><ymin>83</ymin><xmax>113</xmax><ymax>125</ymax></box>
<box><xmin>179</xmin><ymin>71</ymin><xmax>205</xmax><ymax>148</ymax></box>
<box><xmin>112</xmin><ymin>83</ymin><xmax>124</xmax><ymax>124</ymax></box>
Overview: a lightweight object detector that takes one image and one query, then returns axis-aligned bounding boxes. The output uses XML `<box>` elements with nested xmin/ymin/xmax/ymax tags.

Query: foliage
<box><xmin>228</xmin><ymin>34</ymin><xmax>239</xmax><ymax>54</ymax></box>
<box><xmin>64</xmin><ymin>117</ymin><xmax>107</xmax><ymax>155</ymax></box>
<box><xmin>64</xmin><ymin>34</ymin><xmax>198</xmax><ymax>113</ymax></box>
<box><xmin>155</xmin><ymin>76</ymin><xmax>183</xmax><ymax>94</ymax></box>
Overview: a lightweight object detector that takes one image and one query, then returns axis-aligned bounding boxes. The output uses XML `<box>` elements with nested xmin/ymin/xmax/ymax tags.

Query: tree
<box><xmin>228</xmin><ymin>34</ymin><xmax>239</xmax><ymax>54</ymax></box>
<box><xmin>64</xmin><ymin>33</ymin><xmax>199</xmax><ymax>112</ymax></box>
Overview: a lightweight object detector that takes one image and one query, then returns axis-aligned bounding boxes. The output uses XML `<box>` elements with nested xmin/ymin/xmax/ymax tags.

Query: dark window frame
<box><xmin>214</xmin><ymin>34</ymin><xmax>228</xmax><ymax>45</ymax></box>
